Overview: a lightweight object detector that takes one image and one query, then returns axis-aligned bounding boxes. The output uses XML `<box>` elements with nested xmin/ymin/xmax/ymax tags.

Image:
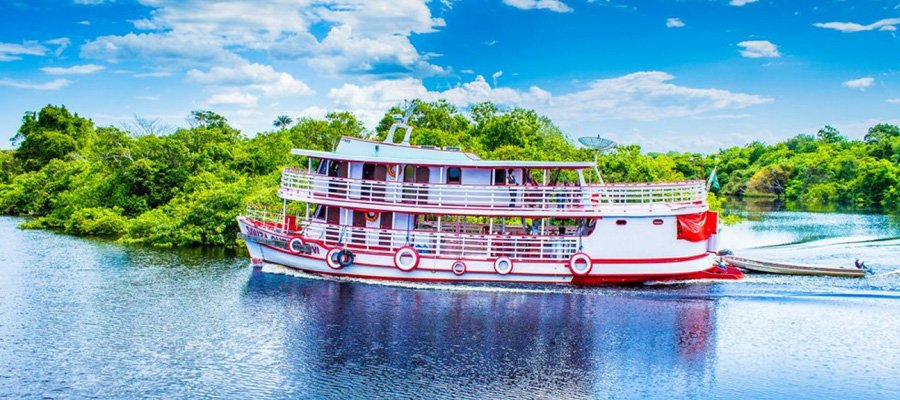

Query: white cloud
<box><xmin>886</xmin><ymin>98</ymin><xmax>900</xmax><ymax>104</ymax></box>
<box><xmin>206</xmin><ymin>90</ymin><xmax>258</xmax><ymax>107</ymax></box>
<box><xmin>729</xmin><ymin>0</ymin><xmax>759</xmax><ymax>6</ymax></box>
<box><xmin>41</xmin><ymin>64</ymin><xmax>105</xmax><ymax>75</ymax></box>
<box><xmin>134</xmin><ymin>71</ymin><xmax>173</xmax><ymax>78</ymax></box>
<box><xmin>492</xmin><ymin>70</ymin><xmax>503</xmax><ymax>86</ymax></box>
<box><xmin>187</xmin><ymin>63</ymin><xmax>313</xmax><ymax>97</ymax></box>
<box><xmin>78</xmin><ymin>20</ymin><xmax>91</xmax><ymax>26</ymax></box>
<box><xmin>135</xmin><ymin>95</ymin><xmax>159</xmax><ymax>101</ymax></box>
<box><xmin>81</xmin><ymin>0</ymin><xmax>447</xmax><ymax>76</ymax></box>
<box><xmin>298</xmin><ymin>106</ymin><xmax>328</xmax><ymax>119</ymax></box>
<box><xmin>545</xmin><ymin>71</ymin><xmax>772</xmax><ymax>122</ymax></box>
<box><xmin>503</xmin><ymin>0</ymin><xmax>572</xmax><ymax>13</ymax></box>
<box><xmin>328</xmin><ymin>71</ymin><xmax>771</xmax><ymax>128</ymax></box>
<box><xmin>74</xmin><ymin>0</ymin><xmax>112</xmax><ymax>4</ymax></box>
<box><xmin>0</xmin><ymin>41</ymin><xmax>46</xmax><ymax>61</ymax></box>
<box><xmin>0</xmin><ymin>78</ymin><xmax>71</xmax><ymax>90</ymax></box>
<box><xmin>45</xmin><ymin>37</ymin><xmax>70</xmax><ymax>57</ymax></box>
<box><xmin>814</xmin><ymin>18</ymin><xmax>900</xmax><ymax>32</ymax></box>
<box><xmin>666</xmin><ymin>18</ymin><xmax>685</xmax><ymax>28</ymax></box>
<box><xmin>842</xmin><ymin>77</ymin><xmax>874</xmax><ymax>90</ymax></box>
<box><xmin>737</xmin><ymin>40</ymin><xmax>780</xmax><ymax>58</ymax></box>
<box><xmin>82</xmin><ymin>32</ymin><xmax>241</xmax><ymax>65</ymax></box>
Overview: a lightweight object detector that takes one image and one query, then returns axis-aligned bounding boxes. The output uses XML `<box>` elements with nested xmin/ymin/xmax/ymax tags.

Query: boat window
<box><xmin>404</xmin><ymin>165</ymin><xmax>416</xmax><ymax>182</ymax></box>
<box><xmin>362</xmin><ymin>163</ymin><xmax>376</xmax><ymax>180</ymax></box>
<box><xmin>447</xmin><ymin>167</ymin><xmax>461</xmax><ymax>184</ymax></box>
<box><xmin>493</xmin><ymin>169</ymin><xmax>506</xmax><ymax>185</ymax></box>
<box><xmin>315</xmin><ymin>159</ymin><xmax>327</xmax><ymax>175</ymax></box>
<box><xmin>616</xmin><ymin>219</ymin><xmax>627</xmax><ymax>226</ymax></box>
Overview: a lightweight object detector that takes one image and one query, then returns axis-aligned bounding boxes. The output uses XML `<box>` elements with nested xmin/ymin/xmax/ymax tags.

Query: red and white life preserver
<box><xmin>451</xmin><ymin>261</ymin><xmax>466</xmax><ymax>276</ymax></box>
<box><xmin>387</xmin><ymin>164</ymin><xmax>398</xmax><ymax>178</ymax></box>
<box><xmin>288</xmin><ymin>237</ymin><xmax>304</xmax><ymax>254</ymax></box>
<box><xmin>590</xmin><ymin>192</ymin><xmax>601</xmax><ymax>204</ymax></box>
<box><xmin>394</xmin><ymin>246</ymin><xmax>420</xmax><ymax>272</ymax></box>
<box><xmin>568</xmin><ymin>252</ymin><xmax>592</xmax><ymax>276</ymax></box>
<box><xmin>326</xmin><ymin>247</ymin><xmax>344</xmax><ymax>269</ymax></box>
<box><xmin>493</xmin><ymin>256</ymin><xmax>513</xmax><ymax>275</ymax></box>
<box><xmin>365</xmin><ymin>211</ymin><xmax>379</xmax><ymax>222</ymax></box>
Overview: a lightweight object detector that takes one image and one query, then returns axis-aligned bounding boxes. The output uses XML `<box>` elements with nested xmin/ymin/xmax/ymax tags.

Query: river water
<box><xmin>1</xmin><ymin>208</ymin><xmax>899</xmax><ymax>399</ymax></box>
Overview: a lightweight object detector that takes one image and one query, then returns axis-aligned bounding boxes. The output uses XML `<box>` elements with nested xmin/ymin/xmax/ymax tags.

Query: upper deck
<box><xmin>282</xmin><ymin>137</ymin><xmax>708</xmax><ymax>217</ymax></box>
<box><xmin>279</xmin><ymin>168</ymin><xmax>707</xmax><ymax>217</ymax></box>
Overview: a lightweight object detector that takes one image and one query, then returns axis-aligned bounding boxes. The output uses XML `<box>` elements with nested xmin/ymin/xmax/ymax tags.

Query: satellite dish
<box><xmin>578</xmin><ymin>135</ymin><xmax>616</xmax><ymax>152</ymax></box>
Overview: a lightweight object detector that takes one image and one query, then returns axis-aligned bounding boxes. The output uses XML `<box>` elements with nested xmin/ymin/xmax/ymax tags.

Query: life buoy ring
<box><xmin>338</xmin><ymin>249</ymin><xmax>354</xmax><ymax>268</ymax></box>
<box><xmin>494</xmin><ymin>256</ymin><xmax>513</xmax><ymax>275</ymax></box>
<box><xmin>365</xmin><ymin>211</ymin><xmax>379</xmax><ymax>222</ymax></box>
<box><xmin>568</xmin><ymin>252</ymin><xmax>592</xmax><ymax>276</ymax></box>
<box><xmin>387</xmin><ymin>164</ymin><xmax>398</xmax><ymax>178</ymax></box>
<box><xmin>451</xmin><ymin>261</ymin><xmax>466</xmax><ymax>276</ymax></box>
<box><xmin>288</xmin><ymin>237</ymin><xmax>304</xmax><ymax>254</ymax></box>
<box><xmin>326</xmin><ymin>247</ymin><xmax>344</xmax><ymax>269</ymax></box>
<box><xmin>394</xmin><ymin>246</ymin><xmax>420</xmax><ymax>272</ymax></box>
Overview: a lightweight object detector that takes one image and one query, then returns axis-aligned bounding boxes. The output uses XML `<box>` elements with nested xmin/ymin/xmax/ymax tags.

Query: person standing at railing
<box><xmin>506</xmin><ymin>169</ymin><xmax>518</xmax><ymax>207</ymax></box>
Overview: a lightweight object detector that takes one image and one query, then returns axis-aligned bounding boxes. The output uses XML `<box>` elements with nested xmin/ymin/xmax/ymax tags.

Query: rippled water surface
<box><xmin>1</xmin><ymin>210</ymin><xmax>899</xmax><ymax>399</ymax></box>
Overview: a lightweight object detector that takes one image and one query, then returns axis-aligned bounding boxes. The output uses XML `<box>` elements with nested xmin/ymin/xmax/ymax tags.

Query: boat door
<box><xmin>415</xmin><ymin>166</ymin><xmax>430</xmax><ymax>204</ymax></box>
<box><xmin>403</xmin><ymin>165</ymin><xmax>429</xmax><ymax>204</ymax></box>
<box><xmin>328</xmin><ymin>160</ymin><xmax>348</xmax><ymax>197</ymax></box>
<box><xmin>379</xmin><ymin>212</ymin><xmax>393</xmax><ymax>247</ymax></box>
<box><xmin>373</xmin><ymin>164</ymin><xmax>387</xmax><ymax>199</ymax></box>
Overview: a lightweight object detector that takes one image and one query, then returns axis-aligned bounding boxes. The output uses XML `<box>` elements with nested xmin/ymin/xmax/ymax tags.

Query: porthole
<box><xmin>616</xmin><ymin>219</ymin><xmax>627</xmax><ymax>226</ymax></box>
<box><xmin>652</xmin><ymin>219</ymin><xmax>664</xmax><ymax>225</ymax></box>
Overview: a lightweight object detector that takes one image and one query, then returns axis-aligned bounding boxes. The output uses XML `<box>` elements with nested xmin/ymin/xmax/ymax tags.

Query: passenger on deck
<box><xmin>507</xmin><ymin>169</ymin><xmax>518</xmax><ymax>207</ymax></box>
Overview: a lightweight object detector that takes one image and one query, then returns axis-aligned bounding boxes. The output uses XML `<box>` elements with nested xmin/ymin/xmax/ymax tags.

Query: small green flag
<box><xmin>707</xmin><ymin>169</ymin><xmax>720</xmax><ymax>192</ymax></box>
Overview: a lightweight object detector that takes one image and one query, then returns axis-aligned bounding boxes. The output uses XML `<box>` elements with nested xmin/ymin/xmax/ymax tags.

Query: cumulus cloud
<box><xmin>887</xmin><ymin>98</ymin><xmax>900</xmax><ymax>104</ymax></box>
<box><xmin>737</xmin><ymin>40</ymin><xmax>780</xmax><ymax>58</ymax></box>
<box><xmin>0</xmin><ymin>78</ymin><xmax>71</xmax><ymax>90</ymax></box>
<box><xmin>666</xmin><ymin>18</ymin><xmax>685</xmax><ymax>28</ymax></box>
<box><xmin>45</xmin><ymin>37</ymin><xmax>70</xmax><ymax>57</ymax></box>
<box><xmin>187</xmin><ymin>63</ymin><xmax>313</xmax><ymax>97</ymax></box>
<box><xmin>503</xmin><ymin>0</ymin><xmax>572</xmax><ymax>13</ymax></box>
<box><xmin>328</xmin><ymin>71</ymin><xmax>771</xmax><ymax>128</ymax></box>
<box><xmin>729</xmin><ymin>0</ymin><xmax>759</xmax><ymax>6</ymax></box>
<box><xmin>81</xmin><ymin>0</ymin><xmax>446</xmax><ymax>76</ymax></box>
<box><xmin>0</xmin><ymin>41</ymin><xmax>46</xmax><ymax>61</ymax></box>
<box><xmin>41</xmin><ymin>64</ymin><xmax>105</xmax><ymax>75</ymax></box>
<box><xmin>842</xmin><ymin>77</ymin><xmax>874</xmax><ymax>90</ymax></box>
<box><xmin>545</xmin><ymin>71</ymin><xmax>772</xmax><ymax>122</ymax></box>
<box><xmin>206</xmin><ymin>90</ymin><xmax>258</xmax><ymax>107</ymax></box>
<box><xmin>814</xmin><ymin>18</ymin><xmax>900</xmax><ymax>32</ymax></box>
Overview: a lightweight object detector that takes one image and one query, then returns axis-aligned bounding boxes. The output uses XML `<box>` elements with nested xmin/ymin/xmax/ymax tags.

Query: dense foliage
<box><xmin>1</xmin><ymin>102</ymin><xmax>897</xmax><ymax>247</ymax></box>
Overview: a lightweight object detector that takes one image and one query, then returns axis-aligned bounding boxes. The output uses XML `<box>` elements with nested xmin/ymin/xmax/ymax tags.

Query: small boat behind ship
<box><xmin>723</xmin><ymin>256</ymin><xmax>867</xmax><ymax>278</ymax></box>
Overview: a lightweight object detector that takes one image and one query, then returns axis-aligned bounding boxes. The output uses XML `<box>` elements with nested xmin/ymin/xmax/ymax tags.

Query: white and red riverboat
<box><xmin>237</xmin><ymin>112</ymin><xmax>743</xmax><ymax>285</ymax></box>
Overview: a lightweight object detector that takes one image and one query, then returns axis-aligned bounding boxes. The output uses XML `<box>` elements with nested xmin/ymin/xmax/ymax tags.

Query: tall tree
<box><xmin>273</xmin><ymin>115</ymin><xmax>293</xmax><ymax>130</ymax></box>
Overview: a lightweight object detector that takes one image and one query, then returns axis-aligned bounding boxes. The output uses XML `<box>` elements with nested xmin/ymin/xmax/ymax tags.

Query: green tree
<box><xmin>11</xmin><ymin>105</ymin><xmax>94</xmax><ymax>171</ymax></box>
<box><xmin>273</xmin><ymin>115</ymin><xmax>293</xmax><ymax>130</ymax></box>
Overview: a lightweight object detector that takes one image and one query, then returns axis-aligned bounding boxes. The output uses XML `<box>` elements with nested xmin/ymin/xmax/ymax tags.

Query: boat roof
<box><xmin>292</xmin><ymin>137</ymin><xmax>594</xmax><ymax>169</ymax></box>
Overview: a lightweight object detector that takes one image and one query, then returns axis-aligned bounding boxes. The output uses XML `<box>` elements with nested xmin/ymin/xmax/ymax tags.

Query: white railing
<box><xmin>242</xmin><ymin>212</ymin><xmax>582</xmax><ymax>260</ymax></box>
<box><xmin>301</xmin><ymin>221</ymin><xmax>580</xmax><ymax>260</ymax></box>
<box><xmin>278</xmin><ymin>169</ymin><xmax>706</xmax><ymax>214</ymax></box>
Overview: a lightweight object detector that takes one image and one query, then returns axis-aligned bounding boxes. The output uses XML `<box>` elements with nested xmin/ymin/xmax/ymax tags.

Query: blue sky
<box><xmin>0</xmin><ymin>0</ymin><xmax>898</xmax><ymax>152</ymax></box>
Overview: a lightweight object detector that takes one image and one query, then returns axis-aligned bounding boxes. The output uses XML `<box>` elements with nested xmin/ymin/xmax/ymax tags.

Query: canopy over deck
<box><xmin>291</xmin><ymin>137</ymin><xmax>594</xmax><ymax>169</ymax></box>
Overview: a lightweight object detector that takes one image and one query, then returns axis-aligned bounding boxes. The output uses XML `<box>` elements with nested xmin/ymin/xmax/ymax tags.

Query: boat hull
<box><xmin>239</xmin><ymin>219</ymin><xmax>743</xmax><ymax>285</ymax></box>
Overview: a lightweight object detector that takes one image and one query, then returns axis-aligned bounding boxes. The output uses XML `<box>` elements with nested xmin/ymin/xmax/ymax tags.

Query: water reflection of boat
<box><xmin>243</xmin><ymin>269</ymin><xmax>722</xmax><ymax>398</ymax></box>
